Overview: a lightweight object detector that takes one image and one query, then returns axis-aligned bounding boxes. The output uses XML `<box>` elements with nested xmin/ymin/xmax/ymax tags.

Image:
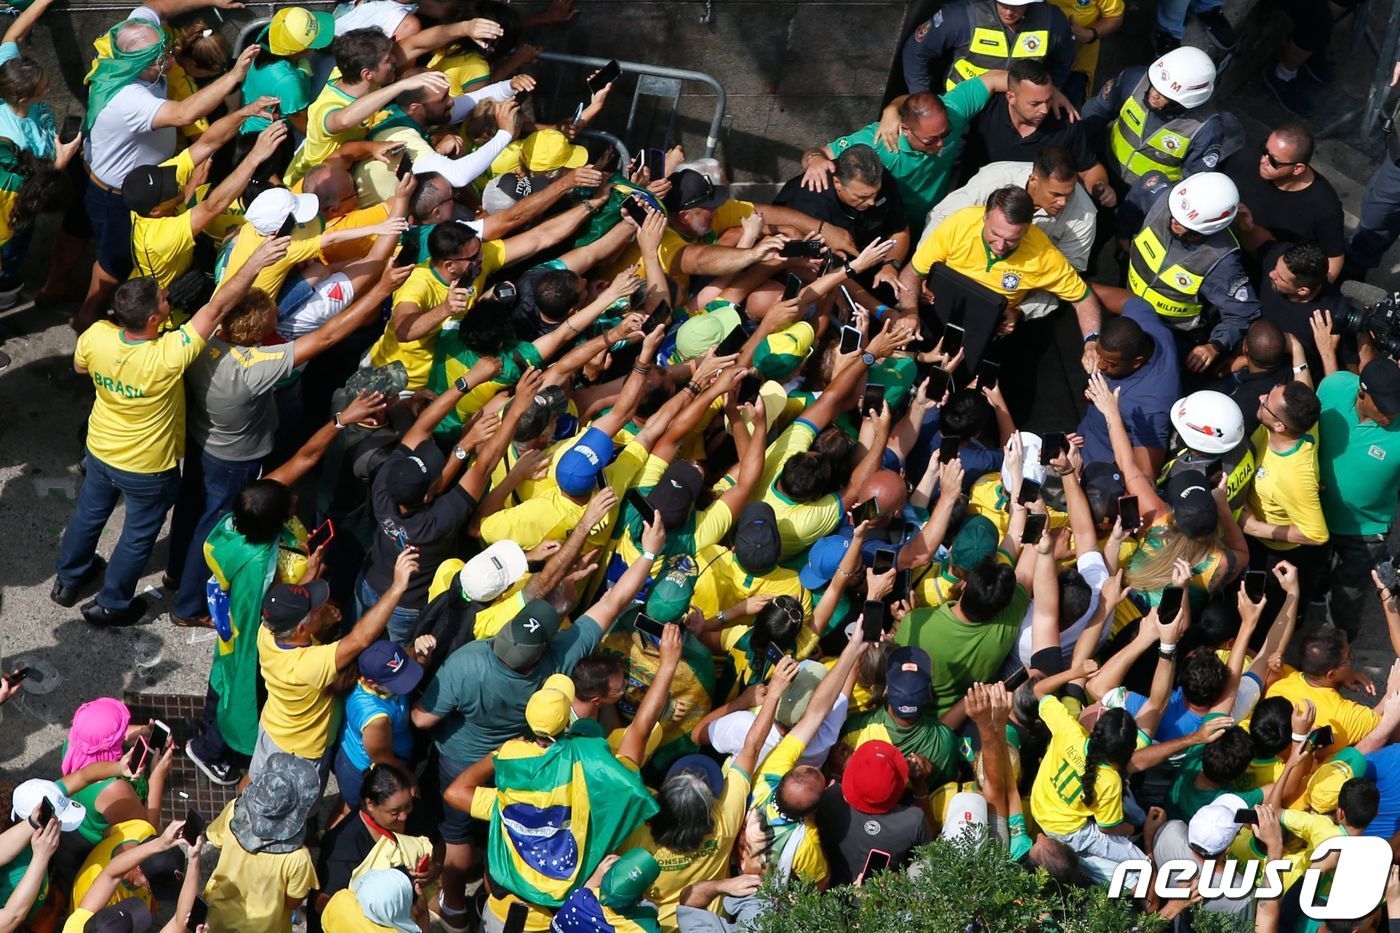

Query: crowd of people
<box><xmin>3</xmin><ymin>0</ymin><xmax>1400</xmax><ymax>929</ymax></box>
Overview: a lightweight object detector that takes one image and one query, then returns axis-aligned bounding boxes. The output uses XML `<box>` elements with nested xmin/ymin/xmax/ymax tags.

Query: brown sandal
<box><xmin>170</xmin><ymin>612</ymin><xmax>213</xmax><ymax>629</ymax></box>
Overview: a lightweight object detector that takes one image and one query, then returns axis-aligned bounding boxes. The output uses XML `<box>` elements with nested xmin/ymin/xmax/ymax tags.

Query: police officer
<box><xmin>1160</xmin><ymin>390</ymin><xmax>1256</xmax><ymax>514</ymax></box>
<box><xmin>1342</xmin><ymin>60</ymin><xmax>1400</xmax><ymax>283</ymax></box>
<box><xmin>1126</xmin><ymin>172</ymin><xmax>1260</xmax><ymax>374</ymax></box>
<box><xmin>1080</xmin><ymin>46</ymin><xmax>1238</xmax><ymax>233</ymax></box>
<box><xmin>902</xmin><ymin>0</ymin><xmax>1075</xmax><ymax>94</ymax></box>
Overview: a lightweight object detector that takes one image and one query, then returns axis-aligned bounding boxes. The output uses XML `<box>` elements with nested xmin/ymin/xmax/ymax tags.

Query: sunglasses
<box><xmin>904</xmin><ymin>125</ymin><xmax>950</xmax><ymax>147</ymax></box>
<box><xmin>1260</xmin><ymin>142</ymin><xmax>1305</xmax><ymax>169</ymax></box>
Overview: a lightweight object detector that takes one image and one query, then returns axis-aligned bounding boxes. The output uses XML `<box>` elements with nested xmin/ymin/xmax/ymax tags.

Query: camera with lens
<box><xmin>1333</xmin><ymin>292</ymin><xmax>1400</xmax><ymax>359</ymax></box>
<box><xmin>1375</xmin><ymin>551</ymin><xmax>1400</xmax><ymax>592</ymax></box>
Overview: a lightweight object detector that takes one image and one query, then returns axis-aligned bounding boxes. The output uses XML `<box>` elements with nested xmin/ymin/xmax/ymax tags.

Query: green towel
<box><xmin>84</xmin><ymin>19</ymin><xmax>166</xmax><ymax>133</ymax></box>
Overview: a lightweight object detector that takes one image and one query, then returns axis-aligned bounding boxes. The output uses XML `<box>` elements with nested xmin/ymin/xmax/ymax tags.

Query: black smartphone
<box><xmin>588</xmin><ymin>60</ymin><xmax>621</xmax><ymax>94</ymax></box>
<box><xmin>737</xmin><ymin>373</ymin><xmax>763</xmax><ymax>407</ymax></box>
<box><xmin>852</xmin><ymin>495</ymin><xmax>879</xmax><ymax>526</ymax></box>
<box><xmin>1244</xmin><ymin>570</ymin><xmax>1267</xmax><ymax>602</ymax></box>
<box><xmin>186</xmin><ymin>897</ymin><xmax>209</xmax><ymax>932</ymax></box>
<box><xmin>148</xmin><ymin>719</ymin><xmax>171</xmax><ymax>754</ymax></box>
<box><xmin>621</xmin><ymin>194</ymin><xmax>649</xmax><ymax>225</ymax></box>
<box><xmin>643</xmin><ymin>147</ymin><xmax>665</xmax><ymax>181</ymax></box>
<box><xmin>976</xmin><ymin>358</ymin><xmax>1000</xmax><ymax>390</ymax></box>
<box><xmin>1307</xmin><ymin>725</ymin><xmax>1335</xmax><ymax>750</ymax></box>
<box><xmin>860</xmin><ymin>600</ymin><xmax>886</xmax><ymax>642</ymax></box>
<box><xmin>4</xmin><ymin>666</ymin><xmax>30</xmax><ymax>685</ymax></box>
<box><xmin>395</xmin><ymin>153</ymin><xmax>413</xmax><ymax>181</ymax></box>
<box><xmin>862</xmin><ymin>848</ymin><xmax>893</xmax><ymax>877</ymax></box>
<box><xmin>939</xmin><ymin>434</ymin><xmax>961</xmax><ymax>464</ymax></box>
<box><xmin>861</xmin><ymin>383</ymin><xmax>886</xmax><ymax>417</ymax></box>
<box><xmin>1021</xmin><ymin>512</ymin><xmax>1048</xmax><ymax>545</ymax></box>
<box><xmin>59</xmin><ymin>114</ymin><xmax>82</xmax><ymax>144</ymax></box>
<box><xmin>838</xmin><ymin>325</ymin><xmax>863</xmax><ymax>355</ymax></box>
<box><xmin>1233</xmin><ymin>808</ymin><xmax>1260</xmax><ymax>825</ymax></box>
<box><xmin>922</xmin><ymin>366</ymin><xmax>952</xmax><ymax>400</ymax></box>
<box><xmin>642</xmin><ymin>301</ymin><xmax>672</xmax><ymax>335</ymax></box>
<box><xmin>893</xmin><ymin>568</ymin><xmax>912</xmax><ymax>603</ymax></box>
<box><xmin>514</xmin><ymin>86</ymin><xmax>532</xmax><ymax>104</ymax></box>
<box><xmin>872</xmin><ymin>547</ymin><xmax>896</xmax><ymax>576</ymax></box>
<box><xmin>779</xmin><ymin>240</ymin><xmax>826</xmax><ymax>259</ymax></box>
<box><xmin>494</xmin><ymin>281</ymin><xmax>519</xmax><ymax>304</ymax></box>
<box><xmin>1003</xmin><ymin>667</ymin><xmax>1030</xmax><ymax>691</ymax></box>
<box><xmin>781</xmin><ymin>272</ymin><xmax>803</xmax><ymax>303</ymax></box>
<box><xmin>595</xmin><ymin>470</ymin><xmax>610</xmax><ymax>492</ymax></box>
<box><xmin>1158</xmin><ymin>585</ymin><xmax>1184</xmax><ymax>626</ymax></box>
<box><xmin>275</xmin><ymin>213</ymin><xmax>298</xmax><ymax>239</ymax></box>
<box><xmin>455</xmin><ymin>269</ymin><xmax>475</xmax><ymax>290</ymax></box>
<box><xmin>887</xmin><ymin>516</ymin><xmax>909</xmax><ymax>545</ymax></box>
<box><xmin>764</xmin><ymin>644</ymin><xmax>786</xmax><ymax>667</ymax></box>
<box><xmin>715</xmin><ymin>325</ymin><xmax>748</xmax><ymax>357</ymax></box>
<box><xmin>182</xmin><ymin>808</ymin><xmax>206</xmax><ymax>846</ymax></box>
<box><xmin>503</xmin><ymin>901</ymin><xmax>530</xmax><ymax>933</ymax></box>
<box><xmin>634</xmin><ymin>613</ymin><xmax>670</xmax><ymax>640</ymax></box>
<box><xmin>1040</xmin><ymin>432</ymin><xmax>1067</xmax><ymax>466</ymax></box>
<box><xmin>1118</xmin><ymin>495</ymin><xmax>1141</xmax><ymax>533</ymax></box>
<box><xmin>626</xmin><ymin>488</ymin><xmax>652</xmax><ymax>519</ymax></box>
<box><xmin>36</xmin><ymin>796</ymin><xmax>54</xmax><ymax>829</ymax></box>
<box><xmin>1017</xmin><ymin>477</ymin><xmax>1041</xmax><ymax>506</ymax></box>
<box><xmin>940</xmin><ymin>322</ymin><xmax>965</xmax><ymax>356</ymax></box>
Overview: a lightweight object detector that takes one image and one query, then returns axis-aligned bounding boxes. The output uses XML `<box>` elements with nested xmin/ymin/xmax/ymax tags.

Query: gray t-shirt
<box><xmin>1151</xmin><ymin>820</ymin><xmax>1254</xmax><ymax>919</ymax></box>
<box><xmin>184</xmin><ymin>336</ymin><xmax>296</xmax><ymax>461</ymax></box>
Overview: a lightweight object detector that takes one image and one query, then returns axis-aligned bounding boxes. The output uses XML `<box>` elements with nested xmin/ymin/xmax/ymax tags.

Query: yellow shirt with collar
<box><xmin>691</xmin><ymin>545</ymin><xmax>813</xmax><ymax>622</ymax></box>
<box><xmin>1246</xmin><ymin>423</ymin><xmax>1329</xmax><ymax>550</ymax></box>
<box><xmin>286</xmin><ymin>82</ymin><xmax>371</xmax><ymax>185</ymax></box>
<box><xmin>131</xmin><ymin>149</ymin><xmax>198</xmax><ymax>288</ymax></box>
<box><xmin>910</xmin><ymin>206</ymin><xmax>1089</xmax><ymax>309</ymax></box>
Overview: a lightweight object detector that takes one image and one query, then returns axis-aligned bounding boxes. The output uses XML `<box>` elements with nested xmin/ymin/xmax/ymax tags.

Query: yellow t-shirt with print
<box><xmin>1246</xmin><ymin>424</ymin><xmax>1328</xmax><ymax>551</ymax></box>
<box><xmin>204</xmin><ymin>798</ymin><xmax>318</xmax><ymax>932</ymax></box>
<box><xmin>1048</xmin><ymin>0</ymin><xmax>1124</xmax><ymax>80</ymax></box>
<box><xmin>1030</xmin><ymin>695</ymin><xmax>1134</xmax><ymax>835</ymax></box>
<box><xmin>131</xmin><ymin>149</ymin><xmax>198</xmax><ymax>288</ymax></box>
<box><xmin>75</xmin><ymin>322</ymin><xmax>206</xmax><ymax>474</ymax></box>
<box><xmin>623</xmin><ymin>765</ymin><xmax>753</xmax><ymax>931</ymax></box>
<box><xmin>285</xmin><ymin>83</ymin><xmax>368</xmax><ymax>185</ymax></box>
<box><xmin>910</xmin><ymin>206</ymin><xmax>1090</xmax><ymax>309</ymax></box>
<box><xmin>71</xmin><ymin>819</ymin><xmax>158</xmax><ymax>912</ymax></box>
<box><xmin>256</xmin><ymin>625</ymin><xmax>342</xmax><ymax>760</ymax></box>
<box><xmin>369</xmin><ymin>242</ymin><xmax>507</xmax><ymax>389</ymax></box>
<box><xmin>428</xmin><ymin>557</ymin><xmax>531</xmax><ymax>639</ymax></box>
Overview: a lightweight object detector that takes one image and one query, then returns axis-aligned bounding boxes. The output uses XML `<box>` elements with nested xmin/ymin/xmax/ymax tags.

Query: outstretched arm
<box><xmin>188</xmin><ymin>234</ymin><xmax>289</xmax><ymax>341</ymax></box>
<box><xmin>265</xmin><ymin>391</ymin><xmax>388</xmax><ymax>487</ymax></box>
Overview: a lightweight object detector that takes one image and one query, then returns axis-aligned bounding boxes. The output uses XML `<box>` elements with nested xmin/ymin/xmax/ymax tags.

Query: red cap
<box><xmin>841</xmin><ymin>740</ymin><xmax>909</xmax><ymax>814</ymax></box>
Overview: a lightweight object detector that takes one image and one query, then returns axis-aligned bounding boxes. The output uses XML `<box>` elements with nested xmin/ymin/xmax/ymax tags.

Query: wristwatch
<box><xmin>861</xmin><ymin>352</ymin><xmax>876</xmax><ymax>366</ymax></box>
<box><xmin>453</xmin><ymin>375</ymin><xmax>470</xmax><ymax>393</ymax></box>
<box><xmin>452</xmin><ymin>446</ymin><xmax>468</xmax><ymax>461</ymax></box>
<box><xmin>1083</xmin><ymin>332</ymin><xmax>1100</xmax><ymax>344</ymax></box>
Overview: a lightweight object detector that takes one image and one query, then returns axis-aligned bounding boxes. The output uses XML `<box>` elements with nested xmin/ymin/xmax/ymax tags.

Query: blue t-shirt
<box><xmin>339</xmin><ymin>684</ymin><xmax>414</xmax><ymax>773</ymax></box>
<box><xmin>0</xmin><ymin>42</ymin><xmax>56</xmax><ymax>160</ymax></box>
<box><xmin>1076</xmin><ymin>298</ymin><xmax>1180</xmax><ymax>463</ymax></box>
<box><xmin>1364</xmin><ymin>745</ymin><xmax>1400</xmax><ymax>838</ymax></box>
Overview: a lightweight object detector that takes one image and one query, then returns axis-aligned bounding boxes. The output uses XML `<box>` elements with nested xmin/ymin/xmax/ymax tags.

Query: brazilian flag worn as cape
<box><xmin>485</xmin><ymin>733</ymin><xmax>658</xmax><ymax>909</ymax></box>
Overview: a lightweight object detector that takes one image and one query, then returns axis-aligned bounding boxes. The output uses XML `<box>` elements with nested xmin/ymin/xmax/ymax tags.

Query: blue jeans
<box><xmin>1155</xmin><ymin>0</ymin><xmax>1221</xmax><ymax>36</ymax></box>
<box><xmin>166</xmin><ymin>444</ymin><xmax>263</xmax><ymax>619</ymax></box>
<box><xmin>355</xmin><ymin>572</ymin><xmax>421</xmax><ymax>645</ymax></box>
<box><xmin>55</xmin><ymin>452</ymin><xmax>181</xmax><ymax>612</ymax></box>
<box><xmin>84</xmin><ymin>181</ymin><xmax>133</xmax><ymax>280</ymax></box>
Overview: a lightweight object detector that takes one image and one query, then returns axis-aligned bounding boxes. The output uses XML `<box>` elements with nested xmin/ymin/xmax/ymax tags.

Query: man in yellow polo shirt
<box><xmin>899</xmin><ymin>185</ymin><xmax>1104</xmax><ymax>370</ymax></box>
<box><xmin>1242</xmin><ymin>380</ymin><xmax>1327</xmax><ymax>554</ymax></box>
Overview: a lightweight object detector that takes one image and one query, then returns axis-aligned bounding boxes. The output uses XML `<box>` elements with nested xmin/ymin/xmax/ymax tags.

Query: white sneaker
<box><xmin>0</xmin><ymin>284</ymin><xmax>22</xmax><ymax>310</ymax></box>
<box><xmin>430</xmin><ymin>891</ymin><xmax>474</xmax><ymax>933</ymax></box>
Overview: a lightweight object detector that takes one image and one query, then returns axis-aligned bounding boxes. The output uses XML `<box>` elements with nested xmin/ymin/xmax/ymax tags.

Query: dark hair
<box><xmin>778</xmin><ymin>452</ymin><xmax>834</xmax><ymax>501</ymax></box>
<box><xmin>533</xmin><ymin>269</ymin><xmax>581</xmax><ymax>322</ymax></box>
<box><xmin>361</xmin><ymin>762</ymin><xmax>415</xmax><ymax>804</ymax></box>
<box><xmin>111</xmin><ymin>277</ymin><xmax>162</xmax><ymax>329</ymax></box>
<box><xmin>939</xmin><ymin>389</ymin><xmax>992</xmax><ymax>439</ymax></box>
<box><xmin>1057</xmin><ymin>570</ymin><xmax>1092</xmax><ymax>629</ymax></box>
<box><xmin>751</xmin><ymin>596</ymin><xmax>803</xmax><ymax>660</ymax></box>
<box><xmin>409</xmin><ymin>172</ymin><xmax>452</xmax><ymax>221</ymax></box>
<box><xmin>1032</xmin><ymin>144</ymin><xmax>1079</xmax><ymax>183</ymax></box>
<box><xmin>1008</xmin><ymin>58</ymin><xmax>1052</xmax><ymax>87</ymax></box>
<box><xmin>959</xmin><ymin>561</ymin><xmax>1018</xmax><ymax>623</ymax></box>
<box><xmin>232</xmin><ymin>479</ymin><xmax>293</xmax><ymax>544</ymax></box>
<box><xmin>834</xmin><ymin>144</ymin><xmax>883</xmax><ymax>188</ymax></box>
<box><xmin>651</xmin><ymin>770</ymin><xmax>715</xmax><ymax>852</ymax></box>
<box><xmin>1179</xmin><ymin>648</ymin><xmax>1229</xmax><ymax>706</ymax></box>
<box><xmin>427</xmin><ymin>220</ymin><xmax>478</xmax><ymax>263</ymax></box>
<box><xmin>570</xmin><ymin>653</ymin><xmax>626</xmax><ymax>701</ymax></box>
<box><xmin>1280</xmin><ymin>241</ymin><xmax>1328</xmax><ymax>294</ymax></box>
<box><xmin>1249</xmin><ymin>697</ymin><xmax>1293</xmax><ymax>759</ymax></box>
<box><xmin>1099</xmin><ymin>314</ymin><xmax>1151</xmax><ymax>361</ymax></box>
<box><xmin>899</xmin><ymin>92</ymin><xmax>946</xmax><ymax>125</ymax></box>
<box><xmin>1201</xmin><ymin>726</ymin><xmax>1254</xmax><ymax>785</ymax></box>
<box><xmin>11</xmin><ymin>161</ymin><xmax>69</xmax><ymax>235</ymax></box>
<box><xmin>1195</xmin><ymin>598</ymin><xmax>1239</xmax><ymax>648</ymax></box>
<box><xmin>208</xmin><ymin>132</ymin><xmax>291</xmax><ymax>198</ymax></box>
<box><xmin>985</xmin><ymin>186</ymin><xmax>1035</xmax><ymax>225</ymax></box>
<box><xmin>459</xmin><ymin>0</ymin><xmax>521</xmax><ymax>60</ymax></box>
<box><xmin>0</xmin><ymin>57</ymin><xmax>45</xmax><ymax>104</ymax></box>
<box><xmin>334</xmin><ymin>28</ymin><xmax>394</xmax><ymax>79</ymax></box>
<box><xmin>1300</xmin><ymin>627</ymin><xmax>1348</xmax><ymax>677</ymax></box>
<box><xmin>1338</xmin><ymin>779</ymin><xmax>1380</xmax><ymax>827</ymax></box>
<box><xmin>1026</xmin><ymin>836</ymin><xmax>1082</xmax><ymax>885</ymax></box>
<box><xmin>1244</xmin><ymin>319</ymin><xmax>1286</xmax><ymax>371</ymax></box>
<box><xmin>1274</xmin><ymin>123</ymin><xmax>1315</xmax><ymax>165</ymax></box>
<box><xmin>461</xmin><ymin>310</ymin><xmax>512</xmax><ymax>357</ymax></box>
<box><xmin>636</xmin><ymin>381</ymin><xmax>671</xmax><ymax>420</ymax></box>
<box><xmin>174</xmin><ymin>21</ymin><xmax>229</xmax><ymax>73</ymax></box>
<box><xmin>1080</xmin><ymin>708</ymin><xmax>1137</xmax><ymax>808</ymax></box>
<box><xmin>1277</xmin><ymin>381</ymin><xmax>1320</xmax><ymax>435</ymax></box>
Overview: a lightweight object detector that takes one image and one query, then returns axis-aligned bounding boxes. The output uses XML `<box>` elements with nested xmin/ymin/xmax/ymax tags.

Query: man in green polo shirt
<box><xmin>798</xmin><ymin>74</ymin><xmax>995</xmax><ymax>230</ymax></box>
<box><xmin>1316</xmin><ymin>357</ymin><xmax>1400</xmax><ymax>640</ymax></box>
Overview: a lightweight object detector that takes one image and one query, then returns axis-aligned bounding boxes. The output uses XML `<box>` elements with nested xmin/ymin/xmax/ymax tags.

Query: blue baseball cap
<box><xmin>358</xmin><ymin>640</ymin><xmax>424</xmax><ymax>695</ymax></box>
<box><xmin>886</xmin><ymin>646</ymin><xmax>932</xmax><ymax>718</ymax></box>
<box><xmin>555</xmin><ymin>426</ymin><xmax>614</xmax><ymax>497</ymax></box>
<box><xmin>798</xmin><ymin>529</ymin><xmax>855</xmax><ymax>590</ymax></box>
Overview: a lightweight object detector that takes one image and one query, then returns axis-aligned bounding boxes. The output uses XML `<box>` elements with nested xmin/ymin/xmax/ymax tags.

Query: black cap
<box><xmin>83</xmin><ymin>898</ymin><xmax>153</xmax><ymax>933</ymax></box>
<box><xmin>733</xmin><ymin>502</ymin><xmax>782</xmax><ymax>573</ymax></box>
<box><xmin>662</xmin><ymin>169</ymin><xmax>716</xmax><ymax>213</ymax></box>
<box><xmin>382</xmin><ymin>441</ymin><xmax>446</xmax><ymax>506</ymax></box>
<box><xmin>1164</xmin><ymin>469</ymin><xmax>1217</xmax><ymax>539</ymax></box>
<box><xmin>261</xmin><ymin>579</ymin><xmax>331</xmax><ymax>635</ymax></box>
<box><xmin>1081</xmin><ymin>461</ymin><xmax>1126</xmax><ymax>499</ymax></box>
<box><xmin>121</xmin><ymin>164</ymin><xmax>181</xmax><ymax>216</ymax></box>
<box><xmin>1361</xmin><ymin>358</ymin><xmax>1400</xmax><ymax>417</ymax></box>
<box><xmin>644</xmin><ymin>461</ymin><xmax>703</xmax><ymax>528</ymax></box>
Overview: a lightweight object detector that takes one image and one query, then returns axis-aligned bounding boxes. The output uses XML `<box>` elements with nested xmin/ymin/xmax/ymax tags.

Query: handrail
<box><xmin>538</xmin><ymin>51</ymin><xmax>725</xmax><ymax>157</ymax></box>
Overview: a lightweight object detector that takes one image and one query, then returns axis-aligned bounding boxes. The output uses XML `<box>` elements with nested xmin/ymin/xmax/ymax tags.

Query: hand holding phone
<box><xmin>781</xmin><ymin>272</ymin><xmax>804</xmax><ymax>302</ymax></box>
<box><xmin>306</xmin><ymin>520</ymin><xmax>335</xmax><ymax>554</ymax></box>
<box><xmin>860</xmin><ymin>600</ymin><xmax>886</xmax><ymax>642</ymax></box>
<box><xmin>1017</xmin><ymin>478</ymin><xmax>1042</xmax><ymax>506</ymax></box>
<box><xmin>1040</xmin><ymin>432</ymin><xmax>1067</xmax><ymax>466</ymax></box>
<box><xmin>1020</xmin><ymin>512</ymin><xmax>1048</xmax><ymax>545</ymax></box>
<box><xmin>1117</xmin><ymin>495</ymin><xmax>1141</xmax><ymax>533</ymax></box>
<box><xmin>737</xmin><ymin>373</ymin><xmax>763</xmax><ymax>407</ymax></box>
<box><xmin>59</xmin><ymin>115</ymin><xmax>82</xmax><ymax>144</ymax></box>
<box><xmin>838</xmin><ymin>325</ymin><xmax>863</xmax><ymax>355</ymax></box>
<box><xmin>938</xmin><ymin>434</ymin><xmax>961</xmax><ymax>464</ymax></box>
<box><xmin>940</xmin><ymin>322</ymin><xmax>965</xmax><ymax>356</ymax></box>
<box><xmin>181</xmin><ymin>808</ymin><xmax>206</xmax><ymax>846</ymax></box>
<box><xmin>1158</xmin><ymin>585</ymin><xmax>1184</xmax><ymax>627</ymax></box>
<box><xmin>148</xmin><ymin>720</ymin><xmax>171</xmax><ymax>754</ymax></box>
<box><xmin>1233</xmin><ymin>808</ymin><xmax>1259</xmax><ymax>825</ymax></box>
<box><xmin>621</xmin><ymin>194</ymin><xmax>649</xmax><ymax>225</ymax></box>
<box><xmin>871</xmin><ymin>547</ymin><xmax>896</xmax><ymax>576</ymax></box>
<box><xmin>861</xmin><ymin>383</ymin><xmax>887</xmax><ymax>417</ymax></box>
<box><xmin>35</xmin><ymin>796</ymin><xmax>55</xmax><ymax>830</ymax></box>
<box><xmin>1306</xmin><ymin>725</ymin><xmax>1334</xmax><ymax>750</ymax></box>
<box><xmin>1243</xmin><ymin>570</ymin><xmax>1267</xmax><ymax>602</ymax></box>
<box><xmin>588</xmin><ymin>60</ymin><xmax>621</xmax><ymax>95</ymax></box>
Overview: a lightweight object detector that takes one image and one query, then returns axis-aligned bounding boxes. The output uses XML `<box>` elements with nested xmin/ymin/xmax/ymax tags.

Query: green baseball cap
<box><xmin>240</xmin><ymin>60</ymin><xmax>313</xmax><ymax>134</ymax></box>
<box><xmin>752</xmin><ymin>321</ymin><xmax>814</xmax><ymax>380</ymax></box>
<box><xmin>645</xmin><ymin>570</ymin><xmax>694</xmax><ymax>624</ymax></box>
<box><xmin>674</xmin><ymin>301</ymin><xmax>742</xmax><ymax>361</ymax></box>
<box><xmin>599</xmin><ymin>849</ymin><xmax>660</xmax><ymax>909</ymax></box>
<box><xmin>869</xmin><ymin>355</ymin><xmax>916</xmax><ymax>409</ymax></box>
<box><xmin>949</xmin><ymin>515</ymin><xmax>998</xmax><ymax>571</ymax></box>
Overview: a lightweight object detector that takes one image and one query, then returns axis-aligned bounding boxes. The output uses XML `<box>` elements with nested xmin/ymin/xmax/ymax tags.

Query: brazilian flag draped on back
<box><xmin>486</xmin><ymin>731</ymin><xmax>659</xmax><ymax>908</ymax></box>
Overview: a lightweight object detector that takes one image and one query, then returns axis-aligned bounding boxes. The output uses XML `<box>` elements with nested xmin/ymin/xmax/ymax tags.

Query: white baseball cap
<box><xmin>11</xmin><ymin>779</ymin><xmax>86</xmax><ymax>832</ymax></box>
<box><xmin>459</xmin><ymin>540</ymin><xmax>530</xmax><ymax>602</ymax></box>
<box><xmin>941</xmin><ymin>791</ymin><xmax>989</xmax><ymax>841</ymax></box>
<box><xmin>244</xmin><ymin>187</ymin><xmax>319</xmax><ymax>236</ymax></box>
<box><xmin>1188</xmin><ymin>792</ymin><xmax>1247</xmax><ymax>855</ymax></box>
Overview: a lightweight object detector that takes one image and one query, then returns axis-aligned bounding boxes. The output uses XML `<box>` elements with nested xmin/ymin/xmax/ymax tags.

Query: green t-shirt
<box><xmin>828</xmin><ymin>77</ymin><xmax>991</xmax><ymax>229</ymax></box>
<box><xmin>840</xmin><ymin>706</ymin><xmax>960</xmax><ymax>785</ymax></box>
<box><xmin>1316</xmin><ymin>371</ymin><xmax>1400</xmax><ymax>536</ymax></box>
<box><xmin>894</xmin><ymin>585</ymin><xmax>1030</xmax><ymax>717</ymax></box>
<box><xmin>1165</xmin><ymin>743</ymin><xmax>1264</xmax><ymax>821</ymax></box>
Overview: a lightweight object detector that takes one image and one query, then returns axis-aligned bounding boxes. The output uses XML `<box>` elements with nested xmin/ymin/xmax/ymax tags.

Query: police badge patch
<box><xmin>1201</xmin><ymin>148</ymin><xmax>1220</xmax><ymax>168</ymax></box>
<box><xmin>1024</xmin><ymin>34</ymin><xmax>1040</xmax><ymax>51</ymax></box>
<box><xmin>1001</xmin><ymin>272</ymin><xmax>1021</xmax><ymax>290</ymax></box>
<box><xmin>1227</xmin><ymin>275</ymin><xmax>1249</xmax><ymax>303</ymax></box>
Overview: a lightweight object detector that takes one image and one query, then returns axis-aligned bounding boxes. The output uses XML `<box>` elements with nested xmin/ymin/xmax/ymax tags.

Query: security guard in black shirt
<box><xmin>902</xmin><ymin>0</ymin><xmax>1074</xmax><ymax>94</ymax></box>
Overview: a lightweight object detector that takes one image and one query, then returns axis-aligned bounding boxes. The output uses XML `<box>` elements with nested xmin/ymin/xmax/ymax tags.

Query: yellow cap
<box><xmin>525</xmin><ymin>674</ymin><xmax>576</xmax><ymax>738</ymax></box>
<box><xmin>1306</xmin><ymin>747</ymin><xmax>1366</xmax><ymax>813</ymax></box>
<box><xmin>493</xmin><ymin>129</ymin><xmax>588</xmax><ymax>176</ymax></box>
<box><xmin>267</xmin><ymin>7</ymin><xmax>336</xmax><ymax>57</ymax></box>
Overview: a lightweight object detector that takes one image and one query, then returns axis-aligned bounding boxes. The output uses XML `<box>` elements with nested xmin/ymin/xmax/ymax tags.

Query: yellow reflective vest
<box><xmin>1108</xmin><ymin>73</ymin><xmax>1213</xmax><ymax>186</ymax></box>
<box><xmin>947</xmin><ymin>0</ymin><xmax>1055</xmax><ymax>89</ymax></box>
<box><xmin>1127</xmin><ymin>194</ymin><xmax>1237</xmax><ymax>329</ymax></box>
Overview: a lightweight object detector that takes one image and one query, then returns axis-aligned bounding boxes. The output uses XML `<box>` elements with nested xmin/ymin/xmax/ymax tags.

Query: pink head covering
<box><xmin>62</xmin><ymin>698</ymin><xmax>131</xmax><ymax>775</ymax></box>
